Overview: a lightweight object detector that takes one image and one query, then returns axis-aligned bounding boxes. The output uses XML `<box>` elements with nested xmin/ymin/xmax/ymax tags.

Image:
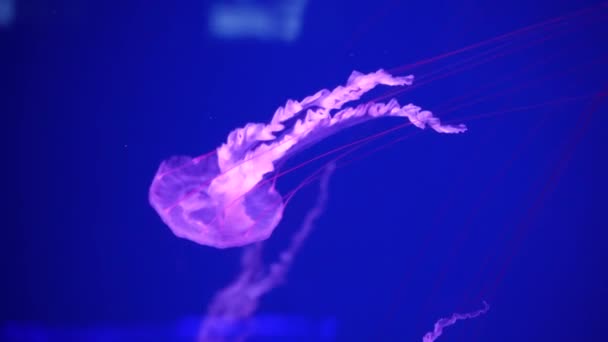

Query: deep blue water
<box><xmin>4</xmin><ymin>0</ymin><xmax>608</xmax><ymax>341</ymax></box>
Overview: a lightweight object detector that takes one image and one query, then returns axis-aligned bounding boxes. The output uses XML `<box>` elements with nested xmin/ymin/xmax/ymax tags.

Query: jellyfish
<box><xmin>149</xmin><ymin>68</ymin><xmax>488</xmax><ymax>341</ymax></box>
<box><xmin>149</xmin><ymin>69</ymin><xmax>466</xmax><ymax>249</ymax></box>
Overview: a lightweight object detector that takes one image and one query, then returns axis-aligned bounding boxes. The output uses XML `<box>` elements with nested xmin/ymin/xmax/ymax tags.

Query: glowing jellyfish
<box><xmin>149</xmin><ymin>69</ymin><xmax>488</xmax><ymax>341</ymax></box>
<box><xmin>149</xmin><ymin>69</ymin><xmax>466</xmax><ymax>249</ymax></box>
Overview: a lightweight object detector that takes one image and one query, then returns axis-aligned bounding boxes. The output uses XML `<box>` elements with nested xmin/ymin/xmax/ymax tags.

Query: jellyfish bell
<box><xmin>149</xmin><ymin>69</ymin><xmax>465</xmax><ymax>249</ymax></box>
<box><xmin>149</xmin><ymin>153</ymin><xmax>284</xmax><ymax>249</ymax></box>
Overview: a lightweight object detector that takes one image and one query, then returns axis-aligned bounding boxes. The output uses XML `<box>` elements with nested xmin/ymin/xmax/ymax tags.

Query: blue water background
<box><xmin>5</xmin><ymin>0</ymin><xmax>608</xmax><ymax>341</ymax></box>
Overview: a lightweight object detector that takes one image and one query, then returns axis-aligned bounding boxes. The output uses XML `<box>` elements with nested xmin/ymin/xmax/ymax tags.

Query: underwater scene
<box><xmin>4</xmin><ymin>0</ymin><xmax>608</xmax><ymax>341</ymax></box>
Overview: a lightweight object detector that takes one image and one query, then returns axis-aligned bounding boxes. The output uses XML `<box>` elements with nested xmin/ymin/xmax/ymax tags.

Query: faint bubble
<box><xmin>0</xmin><ymin>0</ymin><xmax>14</xmax><ymax>28</ymax></box>
<box><xmin>208</xmin><ymin>0</ymin><xmax>307</xmax><ymax>43</ymax></box>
